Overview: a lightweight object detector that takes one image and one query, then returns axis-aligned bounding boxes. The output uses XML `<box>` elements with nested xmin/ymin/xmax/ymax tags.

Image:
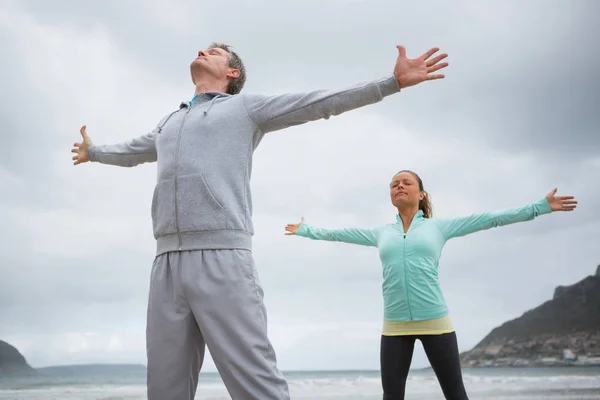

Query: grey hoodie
<box><xmin>88</xmin><ymin>74</ymin><xmax>401</xmax><ymax>255</ymax></box>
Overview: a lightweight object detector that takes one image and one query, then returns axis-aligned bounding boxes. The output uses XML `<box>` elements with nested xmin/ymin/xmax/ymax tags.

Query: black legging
<box><xmin>380</xmin><ymin>331</ymin><xmax>469</xmax><ymax>400</ymax></box>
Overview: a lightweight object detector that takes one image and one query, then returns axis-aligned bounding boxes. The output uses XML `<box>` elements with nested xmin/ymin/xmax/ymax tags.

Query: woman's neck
<box><xmin>397</xmin><ymin>206</ymin><xmax>419</xmax><ymax>233</ymax></box>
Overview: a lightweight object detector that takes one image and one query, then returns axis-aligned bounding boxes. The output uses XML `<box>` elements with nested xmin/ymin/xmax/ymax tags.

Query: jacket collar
<box><xmin>395</xmin><ymin>209</ymin><xmax>424</xmax><ymax>223</ymax></box>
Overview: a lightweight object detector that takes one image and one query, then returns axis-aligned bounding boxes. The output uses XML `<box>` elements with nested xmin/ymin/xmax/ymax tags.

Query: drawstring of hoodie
<box><xmin>159</xmin><ymin>94</ymin><xmax>223</xmax><ymax>133</ymax></box>
<box><xmin>157</xmin><ymin>107</ymin><xmax>184</xmax><ymax>133</ymax></box>
<box><xmin>203</xmin><ymin>95</ymin><xmax>221</xmax><ymax>115</ymax></box>
<box><xmin>190</xmin><ymin>93</ymin><xmax>222</xmax><ymax>115</ymax></box>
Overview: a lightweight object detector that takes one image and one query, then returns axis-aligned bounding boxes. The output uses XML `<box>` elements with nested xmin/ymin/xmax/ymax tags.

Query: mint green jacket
<box><xmin>296</xmin><ymin>198</ymin><xmax>552</xmax><ymax>321</ymax></box>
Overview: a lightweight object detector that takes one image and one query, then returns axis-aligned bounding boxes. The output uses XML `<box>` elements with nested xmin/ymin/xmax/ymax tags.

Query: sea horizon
<box><xmin>2</xmin><ymin>364</ymin><xmax>599</xmax><ymax>400</ymax></box>
<box><xmin>23</xmin><ymin>361</ymin><xmax>600</xmax><ymax>372</ymax></box>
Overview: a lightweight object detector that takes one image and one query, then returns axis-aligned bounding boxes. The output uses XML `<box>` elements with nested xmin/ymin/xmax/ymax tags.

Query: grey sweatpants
<box><xmin>146</xmin><ymin>249</ymin><xmax>290</xmax><ymax>400</ymax></box>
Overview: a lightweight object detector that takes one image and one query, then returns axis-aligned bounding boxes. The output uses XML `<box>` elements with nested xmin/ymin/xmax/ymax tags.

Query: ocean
<box><xmin>0</xmin><ymin>365</ymin><xmax>599</xmax><ymax>399</ymax></box>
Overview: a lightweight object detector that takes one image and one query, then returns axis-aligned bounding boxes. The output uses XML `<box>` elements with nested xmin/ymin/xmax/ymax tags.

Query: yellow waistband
<box><xmin>382</xmin><ymin>315</ymin><xmax>455</xmax><ymax>336</ymax></box>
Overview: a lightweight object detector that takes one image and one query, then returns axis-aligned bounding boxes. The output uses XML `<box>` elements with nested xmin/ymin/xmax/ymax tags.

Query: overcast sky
<box><xmin>1</xmin><ymin>0</ymin><xmax>598</xmax><ymax>372</ymax></box>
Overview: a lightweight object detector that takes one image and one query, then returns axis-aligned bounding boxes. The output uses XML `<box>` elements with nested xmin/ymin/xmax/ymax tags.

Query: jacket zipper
<box><xmin>173</xmin><ymin>104</ymin><xmax>193</xmax><ymax>250</ymax></box>
<box><xmin>403</xmin><ymin>231</ymin><xmax>413</xmax><ymax>321</ymax></box>
<box><xmin>401</xmin><ymin>212</ymin><xmax>420</xmax><ymax>321</ymax></box>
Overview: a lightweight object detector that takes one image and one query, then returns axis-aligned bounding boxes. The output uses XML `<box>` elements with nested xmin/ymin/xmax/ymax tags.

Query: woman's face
<box><xmin>389</xmin><ymin>171</ymin><xmax>423</xmax><ymax>208</ymax></box>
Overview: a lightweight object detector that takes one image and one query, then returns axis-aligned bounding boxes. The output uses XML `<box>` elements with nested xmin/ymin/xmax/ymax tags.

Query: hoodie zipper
<box><xmin>173</xmin><ymin>103</ymin><xmax>194</xmax><ymax>250</ymax></box>
<box><xmin>403</xmin><ymin>231</ymin><xmax>413</xmax><ymax>321</ymax></box>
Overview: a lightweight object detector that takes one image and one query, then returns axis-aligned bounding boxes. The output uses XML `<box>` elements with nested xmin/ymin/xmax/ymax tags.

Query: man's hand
<box><xmin>393</xmin><ymin>46</ymin><xmax>449</xmax><ymax>89</ymax></box>
<box><xmin>72</xmin><ymin>125</ymin><xmax>93</xmax><ymax>165</ymax></box>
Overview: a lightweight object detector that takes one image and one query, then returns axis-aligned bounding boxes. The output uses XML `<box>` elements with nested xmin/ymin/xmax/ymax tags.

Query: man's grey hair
<box><xmin>209</xmin><ymin>42</ymin><xmax>246</xmax><ymax>95</ymax></box>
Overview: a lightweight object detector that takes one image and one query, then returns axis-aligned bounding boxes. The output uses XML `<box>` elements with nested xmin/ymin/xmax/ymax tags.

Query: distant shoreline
<box><xmin>26</xmin><ymin>363</ymin><xmax>600</xmax><ymax>374</ymax></box>
<box><xmin>419</xmin><ymin>364</ymin><xmax>600</xmax><ymax>371</ymax></box>
<box><xmin>461</xmin><ymin>364</ymin><xmax>600</xmax><ymax>369</ymax></box>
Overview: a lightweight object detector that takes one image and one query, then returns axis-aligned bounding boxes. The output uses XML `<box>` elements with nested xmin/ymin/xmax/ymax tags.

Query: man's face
<box><xmin>190</xmin><ymin>47</ymin><xmax>231</xmax><ymax>82</ymax></box>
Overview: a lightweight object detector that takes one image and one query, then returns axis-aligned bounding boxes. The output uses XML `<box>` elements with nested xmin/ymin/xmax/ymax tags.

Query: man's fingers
<box><xmin>426</xmin><ymin>53</ymin><xmax>448</xmax><ymax>66</ymax></box>
<box><xmin>396</xmin><ymin>45</ymin><xmax>406</xmax><ymax>58</ymax></box>
<box><xmin>427</xmin><ymin>62</ymin><xmax>449</xmax><ymax>73</ymax></box>
<box><xmin>80</xmin><ymin>125</ymin><xmax>88</xmax><ymax>139</ymax></box>
<box><xmin>426</xmin><ymin>74</ymin><xmax>445</xmax><ymax>81</ymax></box>
<box><xmin>420</xmin><ymin>47</ymin><xmax>440</xmax><ymax>61</ymax></box>
<box><xmin>72</xmin><ymin>155</ymin><xmax>77</xmax><ymax>160</ymax></box>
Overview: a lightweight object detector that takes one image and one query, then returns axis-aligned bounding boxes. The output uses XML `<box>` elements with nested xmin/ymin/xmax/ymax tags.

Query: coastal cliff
<box><xmin>460</xmin><ymin>265</ymin><xmax>600</xmax><ymax>368</ymax></box>
<box><xmin>0</xmin><ymin>340</ymin><xmax>35</xmax><ymax>376</ymax></box>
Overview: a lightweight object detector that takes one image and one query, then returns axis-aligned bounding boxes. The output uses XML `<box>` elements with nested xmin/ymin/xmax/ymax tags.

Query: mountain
<box><xmin>0</xmin><ymin>340</ymin><xmax>35</xmax><ymax>376</ymax></box>
<box><xmin>460</xmin><ymin>264</ymin><xmax>600</xmax><ymax>368</ymax></box>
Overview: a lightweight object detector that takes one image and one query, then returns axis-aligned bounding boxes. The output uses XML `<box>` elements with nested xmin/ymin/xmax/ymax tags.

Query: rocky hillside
<box><xmin>0</xmin><ymin>340</ymin><xmax>35</xmax><ymax>376</ymax></box>
<box><xmin>460</xmin><ymin>264</ymin><xmax>600</xmax><ymax>367</ymax></box>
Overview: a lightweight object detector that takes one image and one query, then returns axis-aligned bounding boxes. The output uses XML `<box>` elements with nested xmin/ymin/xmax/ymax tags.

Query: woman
<box><xmin>284</xmin><ymin>170</ymin><xmax>577</xmax><ymax>400</ymax></box>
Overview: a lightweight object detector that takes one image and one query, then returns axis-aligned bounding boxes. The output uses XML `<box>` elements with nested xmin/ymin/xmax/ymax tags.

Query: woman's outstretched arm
<box><xmin>434</xmin><ymin>189</ymin><xmax>577</xmax><ymax>240</ymax></box>
<box><xmin>285</xmin><ymin>217</ymin><xmax>380</xmax><ymax>247</ymax></box>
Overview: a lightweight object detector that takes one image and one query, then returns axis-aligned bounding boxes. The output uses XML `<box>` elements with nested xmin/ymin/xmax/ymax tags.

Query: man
<box><xmin>71</xmin><ymin>42</ymin><xmax>448</xmax><ymax>400</ymax></box>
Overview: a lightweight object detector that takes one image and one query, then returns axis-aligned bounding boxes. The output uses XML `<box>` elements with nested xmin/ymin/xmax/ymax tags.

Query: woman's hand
<box><xmin>546</xmin><ymin>188</ymin><xmax>578</xmax><ymax>212</ymax></box>
<box><xmin>284</xmin><ymin>217</ymin><xmax>305</xmax><ymax>235</ymax></box>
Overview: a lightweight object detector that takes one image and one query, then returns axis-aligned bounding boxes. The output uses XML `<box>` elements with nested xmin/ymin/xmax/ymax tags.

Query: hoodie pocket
<box><xmin>176</xmin><ymin>174</ymin><xmax>228</xmax><ymax>232</ymax></box>
<box><xmin>151</xmin><ymin>179</ymin><xmax>177</xmax><ymax>238</ymax></box>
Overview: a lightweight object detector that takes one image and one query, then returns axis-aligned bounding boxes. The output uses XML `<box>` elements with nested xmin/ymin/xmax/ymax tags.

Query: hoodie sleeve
<box><xmin>85</xmin><ymin>110</ymin><xmax>178</xmax><ymax>167</ymax></box>
<box><xmin>295</xmin><ymin>222</ymin><xmax>380</xmax><ymax>247</ymax></box>
<box><xmin>243</xmin><ymin>74</ymin><xmax>401</xmax><ymax>133</ymax></box>
<box><xmin>433</xmin><ymin>198</ymin><xmax>553</xmax><ymax>240</ymax></box>
<box><xmin>87</xmin><ymin>131</ymin><xmax>157</xmax><ymax>167</ymax></box>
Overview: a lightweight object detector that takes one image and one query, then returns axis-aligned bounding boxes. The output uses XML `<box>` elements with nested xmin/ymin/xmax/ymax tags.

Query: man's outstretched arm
<box><xmin>244</xmin><ymin>45</ymin><xmax>448</xmax><ymax>134</ymax></box>
<box><xmin>72</xmin><ymin>125</ymin><xmax>157</xmax><ymax>168</ymax></box>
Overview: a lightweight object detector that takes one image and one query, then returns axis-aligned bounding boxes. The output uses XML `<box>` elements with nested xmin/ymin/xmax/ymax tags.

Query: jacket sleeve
<box><xmin>295</xmin><ymin>222</ymin><xmax>380</xmax><ymax>247</ymax></box>
<box><xmin>87</xmin><ymin>131</ymin><xmax>157</xmax><ymax>167</ymax></box>
<box><xmin>85</xmin><ymin>110</ymin><xmax>178</xmax><ymax>167</ymax></box>
<box><xmin>243</xmin><ymin>74</ymin><xmax>401</xmax><ymax>133</ymax></box>
<box><xmin>433</xmin><ymin>198</ymin><xmax>553</xmax><ymax>240</ymax></box>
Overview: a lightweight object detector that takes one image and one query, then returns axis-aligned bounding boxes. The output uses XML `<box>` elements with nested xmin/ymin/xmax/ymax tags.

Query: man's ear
<box><xmin>227</xmin><ymin>68</ymin><xmax>241</xmax><ymax>79</ymax></box>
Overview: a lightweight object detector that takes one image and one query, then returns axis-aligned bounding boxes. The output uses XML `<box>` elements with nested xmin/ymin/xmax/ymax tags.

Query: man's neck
<box><xmin>397</xmin><ymin>206</ymin><xmax>419</xmax><ymax>233</ymax></box>
<box><xmin>193</xmin><ymin>79</ymin><xmax>227</xmax><ymax>96</ymax></box>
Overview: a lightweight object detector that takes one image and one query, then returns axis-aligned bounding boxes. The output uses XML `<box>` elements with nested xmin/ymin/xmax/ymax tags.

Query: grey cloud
<box><xmin>11</xmin><ymin>0</ymin><xmax>597</xmax><ymax>157</ymax></box>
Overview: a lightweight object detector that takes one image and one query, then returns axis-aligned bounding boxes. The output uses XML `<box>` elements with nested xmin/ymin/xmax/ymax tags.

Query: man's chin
<box><xmin>190</xmin><ymin>62</ymin><xmax>206</xmax><ymax>77</ymax></box>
